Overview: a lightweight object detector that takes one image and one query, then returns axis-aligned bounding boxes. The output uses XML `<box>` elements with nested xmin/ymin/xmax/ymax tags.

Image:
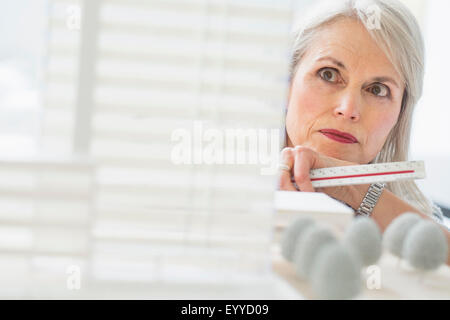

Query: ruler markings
<box><xmin>288</xmin><ymin>161</ymin><xmax>425</xmax><ymax>188</ymax></box>
<box><xmin>310</xmin><ymin>170</ymin><xmax>415</xmax><ymax>182</ymax></box>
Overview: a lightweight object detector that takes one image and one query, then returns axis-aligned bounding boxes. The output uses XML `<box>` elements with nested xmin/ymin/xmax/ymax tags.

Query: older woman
<box><xmin>278</xmin><ymin>0</ymin><xmax>450</xmax><ymax>265</ymax></box>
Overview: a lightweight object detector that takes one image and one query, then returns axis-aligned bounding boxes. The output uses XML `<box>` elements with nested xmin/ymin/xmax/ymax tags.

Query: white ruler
<box><xmin>291</xmin><ymin>161</ymin><xmax>425</xmax><ymax>188</ymax></box>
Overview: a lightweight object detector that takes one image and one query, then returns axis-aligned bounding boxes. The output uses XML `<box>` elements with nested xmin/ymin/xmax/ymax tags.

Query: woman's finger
<box><xmin>278</xmin><ymin>147</ymin><xmax>297</xmax><ymax>191</ymax></box>
<box><xmin>293</xmin><ymin>146</ymin><xmax>315</xmax><ymax>192</ymax></box>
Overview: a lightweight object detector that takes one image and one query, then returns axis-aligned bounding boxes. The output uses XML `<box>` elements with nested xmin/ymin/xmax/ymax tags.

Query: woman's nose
<box><xmin>333</xmin><ymin>91</ymin><xmax>361</xmax><ymax>121</ymax></box>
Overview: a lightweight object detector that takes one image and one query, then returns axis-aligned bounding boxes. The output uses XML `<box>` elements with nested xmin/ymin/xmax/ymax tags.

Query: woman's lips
<box><xmin>319</xmin><ymin>129</ymin><xmax>358</xmax><ymax>144</ymax></box>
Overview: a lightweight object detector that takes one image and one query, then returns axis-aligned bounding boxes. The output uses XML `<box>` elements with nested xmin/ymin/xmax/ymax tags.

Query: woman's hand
<box><xmin>278</xmin><ymin>145</ymin><xmax>357</xmax><ymax>196</ymax></box>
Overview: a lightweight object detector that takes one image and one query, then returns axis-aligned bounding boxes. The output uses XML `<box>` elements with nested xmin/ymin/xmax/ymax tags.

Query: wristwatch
<box><xmin>355</xmin><ymin>182</ymin><xmax>386</xmax><ymax>217</ymax></box>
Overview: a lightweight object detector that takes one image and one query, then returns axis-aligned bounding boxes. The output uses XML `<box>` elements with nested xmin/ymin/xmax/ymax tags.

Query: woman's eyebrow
<box><xmin>316</xmin><ymin>56</ymin><xmax>347</xmax><ymax>70</ymax></box>
<box><xmin>316</xmin><ymin>56</ymin><xmax>400</xmax><ymax>88</ymax></box>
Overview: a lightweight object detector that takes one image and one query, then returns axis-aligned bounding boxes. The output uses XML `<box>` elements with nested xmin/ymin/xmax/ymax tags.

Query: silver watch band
<box><xmin>356</xmin><ymin>182</ymin><xmax>386</xmax><ymax>217</ymax></box>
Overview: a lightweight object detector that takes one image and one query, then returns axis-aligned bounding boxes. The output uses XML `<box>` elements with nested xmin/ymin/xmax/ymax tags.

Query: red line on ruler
<box><xmin>310</xmin><ymin>170</ymin><xmax>415</xmax><ymax>182</ymax></box>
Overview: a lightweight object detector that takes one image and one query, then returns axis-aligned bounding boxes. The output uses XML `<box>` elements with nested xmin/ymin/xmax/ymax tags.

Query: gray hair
<box><xmin>287</xmin><ymin>0</ymin><xmax>442</xmax><ymax>219</ymax></box>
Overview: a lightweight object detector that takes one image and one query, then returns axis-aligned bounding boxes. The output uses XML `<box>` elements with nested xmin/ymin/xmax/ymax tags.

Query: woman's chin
<box><xmin>311</xmin><ymin>144</ymin><xmax>358</xmax><ymax>163</ymax></box>
<box><xmin>288</xmin><ymin>138</ymin><xmax>360</xmax><ymax>163</ymax></box>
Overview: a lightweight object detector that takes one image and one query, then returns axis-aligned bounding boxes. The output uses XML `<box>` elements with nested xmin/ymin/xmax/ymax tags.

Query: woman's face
<box><xmin>286</xmin><ymin>18</ymin><xmax>404</xmax><ymax>164</ymax></box>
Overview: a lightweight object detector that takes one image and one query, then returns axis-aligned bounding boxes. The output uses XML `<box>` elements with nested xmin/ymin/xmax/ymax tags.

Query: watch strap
<box><xmin>356</xmin><ymin>182</ymin><xmax>385</xmax><ymax>217</ymax></box>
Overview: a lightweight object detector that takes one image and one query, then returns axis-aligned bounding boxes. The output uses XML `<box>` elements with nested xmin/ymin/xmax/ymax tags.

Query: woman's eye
<box><xmin>318</xmin><ymin>68</ymin><xmax>338</xmax><ymax>83</ymax></box>
<box><xmin>369</xmin><ymin>84</ymin><xmax>390</xmax><ymax>98</ymax></box>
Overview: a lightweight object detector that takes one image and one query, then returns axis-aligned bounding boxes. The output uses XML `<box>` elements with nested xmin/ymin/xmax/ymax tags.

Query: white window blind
<box><xmin>0</xmin><ymin>156</ymin><xmax>95</xmax><ymax>298</ymax></box>
<box><xmin>2</xmin><ymin>0</ymin><xmax>295</xmax><ymax>298</ymax></box>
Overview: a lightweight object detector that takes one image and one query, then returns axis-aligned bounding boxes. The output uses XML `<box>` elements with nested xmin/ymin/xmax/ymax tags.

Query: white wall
<box><xmin>410</xmin><ymin>0</ymin><xmax>450</xmax><ymax>207</ymax></box>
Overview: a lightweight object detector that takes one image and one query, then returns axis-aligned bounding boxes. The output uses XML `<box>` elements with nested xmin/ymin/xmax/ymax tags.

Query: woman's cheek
<box><xmin>366</xmin><ymin>111</ymin><xmax>399</xmax><ymax>158</ymax></box>
<box><xmin>286</xmin><ymin>110</ymin><xmax>306</xmax><ymax>145</ymax></box>
<box><xmin>294</xmin><ymin>82</ymin><xmax>328</xmax><ymax>115</ymax></box>
<box><xmin>287</xmin><ymin>76</ymin><xmax>333</xmax><ymax>144</ymax></box>
<box><xmin>379</xmin><ymin>109</ymin><xmax>400</xmax><ymax>135</ymax></box>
